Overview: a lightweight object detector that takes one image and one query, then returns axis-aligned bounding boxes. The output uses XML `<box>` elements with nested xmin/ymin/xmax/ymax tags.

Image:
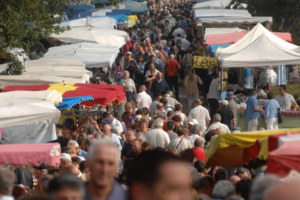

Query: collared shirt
<box><xmin>264</xmin><ymin>99</ymin><xmax>280</xmax><ymax>119</ymax></box>
<box><xmin>188</xmin><ymin>105</ymin><xmax>210</xmax><ymax>130</ymax></box>
<box><xmin>112</xmin><ymin>118</ymin><xmax>124</xmax><ymax>133</ymax></box>
<box><xmin>122</xmin><ymin>112</ymin><xmax>136</xmax><ymax>129</ymax></box>
<box><xmin>187</xmin><ymin>134</ymin><xmax>201</xmax><ymax>146</ymax></box>
<box><xmin>245</xmin><ymin>95</ymin><xmax>260</xmax><ymax>122</ymax></box>
<box><xmin>205</xmin><ymin>122</ymin><xmax>231</xmax><ymax>134</ymax></box>
<box><xmin>145</xmin><ymin>128</ymin><xmax>170</xmax><ymax>148</ymax></box>
<box><xmin>191</xmin><ymin>147</ymin><xmax>205</xmax><ymax>161</ymax></box>
<box><xmin>84</xmin><ymin>180</ymin><xmax>128</xmax><ymax>200</ymax></box>
<box><xmin>136</xmin><ymin>91</ymin><xmax>152</xmax><ymax>108</ymax></box>
<box><xmin>78</xmin><ymin>149</ymin><xmax>87</xmax><ymax>157</ymax></box>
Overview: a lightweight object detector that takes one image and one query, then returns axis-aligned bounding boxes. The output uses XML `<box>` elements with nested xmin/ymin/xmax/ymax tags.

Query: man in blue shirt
<box><xmin>164</xmin><ymin>40</ymin><xmax>172</xmax><ymax>52</ymax></box>
<box><xmin>245</xmin><ymin>90</ymin><xmax>264</xmax><ymax>131</ymax></box>
<box><xmin>264</xmin><ymin>92</ymin><xmax>281</xmax><ymax>130</ymax></box>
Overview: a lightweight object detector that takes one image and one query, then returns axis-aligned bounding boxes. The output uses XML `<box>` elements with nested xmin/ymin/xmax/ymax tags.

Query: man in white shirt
<box><xmin>275</xmin><ymin>85</ymin><xmax>297</xmax><ymax>111</ymax></box>
<box><xmin>169</xmin><ymin>127</ymin><xmax>192</xmax><ymax>154</ymax></box>
<box><xmin>164</xmin><ymin>91</ymin><xmax>179</xmax><ymax>108</ymax></box>
<box><xmin>176</xmin><ymin>38</ymin><xmax>190</xmax><ymax>51</ymax></box>
<box><xmin>106</xmin><ymin>111</ymin><xmax>124</xmax><ymax>133</ymax></box>
<box><xmin>207</xmin><ymin>74</ymin><xmax>220</xmax><ymax>119</ymax></box>
<box><xmin>205</xmin><ymin>114</ymin><xmax>231</xmax><ymax>134</ymax></box>
<box><xmin>136</xmin><ymin>85</ymin><xmax>152</xmax><ymax>109</ymax></box>
<box><xmin>188</xmin><ymin>99</ymin><xmax>211</xmax><ymax>130</ymax></box>
<box><xmin>145</xmin><ymin>118</ymin><xmax>170</xmax><ymax>148</ymax></box>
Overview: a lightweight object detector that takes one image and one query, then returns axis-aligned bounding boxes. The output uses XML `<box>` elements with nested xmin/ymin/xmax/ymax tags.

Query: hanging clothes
<box><xmin>277</xmin><ymin>65</ymin><xmax>287</xmax><ymax>85</ymax></box>
<box><xmin>244</xmin><ymin>68</ymin><xmax>254</xmax><ymax>89</ymax></box>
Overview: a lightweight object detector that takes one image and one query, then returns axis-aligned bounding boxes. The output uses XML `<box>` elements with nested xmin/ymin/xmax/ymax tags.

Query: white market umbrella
<box><xmin>50</xmin><ymin>26</ymin><xmax>126</xmax><ymax>48</ymax></box>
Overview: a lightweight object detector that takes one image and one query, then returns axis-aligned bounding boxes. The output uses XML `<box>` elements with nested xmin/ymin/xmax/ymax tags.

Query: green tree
<box><xmin>228</xmin><ymin>0</ymin><xmax>300</xmax><ymax>44</ymax></box>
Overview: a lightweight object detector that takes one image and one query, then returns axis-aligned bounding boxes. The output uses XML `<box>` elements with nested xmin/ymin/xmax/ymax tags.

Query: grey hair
<box><xmin>125</xmin><ymin>102</ymin><xmax>133</xmax><ymax>108</ymax></box>
<box><xmin>0</xmin><ymin>169</ymin><xmax>15</xmax><ymax>195</ymax></box>
<box><xmin>170</xmin><ymin>54</ymin><xmax>175</xmax><ymax>58</ymax></box>
<box><xmin>126</xmin><ymin>129</ymin><xmax>136</xmax><ymax>136</ymax></box>
<box><xmin>153</xmin><ymin>118</ymin><xmax>164</xmax><ymax>128</ymax></box>
<box><xmin>194</xmin><ymin>137</ymin><xmax>205</xmax><ymax>148</ymax></box>
<box><xmin>249</xmin><ymin>174</ymin><xmax>280</xmax><ymax>200</ymax></box>
<box><xmin>212</xmin><ymin>180</ymin><xmax>235</xmax><ymax>199</ymax></box>
<box><xmin>191</xmin><ymin>125</ymin><xmax>201</xmax><ymax>135</ymax></box>
<box><xmin>68</xmin><ymin>140</ymin><xmax>79</xmax><ymax>148</ymax></box>
<box><xmin>124</xmin><ymin>70</ymin><xmax>130</xmax><ymax>76</ymax></box>
<box><xmin>213</xmin><ymin>114</ymin><xmax>221</xmax><ymax>122</ymax></box>
<box><xmin>194</xmin><ymin>99</ymin><xmax>202</xmax><ymax>105</ymax></box>
<box><xmin>157</xmin><ymin>111</ymin><xmax>166</xmax><ymax>119</ymax></box>
<box><xmin>86</xmin><ymin>139</ymin><xmax>119</xmax><ymax>163</ymax></box>
<box><xmin>135</xmin><ymin>132</ymin><xmax>145</xmax><ymax>142</ymax></box>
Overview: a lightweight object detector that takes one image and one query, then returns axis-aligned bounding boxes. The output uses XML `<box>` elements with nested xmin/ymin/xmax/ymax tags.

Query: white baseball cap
<box><xmin>219</xmin><ymin>100</ymin><xmax>228</xmax><ymax>106</ymax></box>
<box><xmin>188</xmin><ymin>119</ymin><xmax>198</xmax><ymax>126</ymax></box>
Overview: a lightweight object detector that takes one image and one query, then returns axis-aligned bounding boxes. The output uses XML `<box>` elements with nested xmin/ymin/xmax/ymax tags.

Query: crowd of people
<box><xmin>2</xmin><ymin>0</ymin><xmax>300</xmax><ymax>200</ymax></box>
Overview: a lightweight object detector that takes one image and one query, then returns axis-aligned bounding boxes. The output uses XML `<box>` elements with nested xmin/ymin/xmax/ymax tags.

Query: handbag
<box><xmin>277</xmin><ymin>108</ymin><xmax>283</xmax><ymax>124</ymax></box>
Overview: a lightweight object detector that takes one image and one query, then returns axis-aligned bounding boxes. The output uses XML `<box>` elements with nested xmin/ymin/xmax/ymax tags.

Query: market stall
<box><xmin>194</xmin><ymin>9</ymin><xmax>251</xmax><ymax>21</ymax></box>
<box><xmin>59</xmin><ymin>17</ymin><xmax>117</xmax><ymax>29</ymax></box>
<box><xmin>204</xmin><ymin>27</ymin><xmax>247</xmax><ymax>40</ymax></box>
<box><xmin>0</xmin><ymin>143</ymin><xmax>61</xmax><ymax>167</ymax></box>
<box><xmin>193</xmin><ymin>0</ymin><xmax>231</xmax><ymax>9</ymax></box>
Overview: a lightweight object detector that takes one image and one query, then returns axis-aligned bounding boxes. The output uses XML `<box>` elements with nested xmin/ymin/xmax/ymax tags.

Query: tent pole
<box><xmin>221</xmin><ymin>66</ymin><xmax>224</xmax><ymax>100</ymax></box>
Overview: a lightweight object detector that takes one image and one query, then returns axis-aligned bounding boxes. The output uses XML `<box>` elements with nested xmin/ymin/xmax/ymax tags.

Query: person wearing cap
<box><xmin>205</xmin><ymin>114</ymin><xmax>231</xmax><ymax>134</ymax></box>
<box><xmin>60</xmin><ymin>153</ymin><xmax>72</xmax><ymax>172</ymax></box>
<box><xmin>106</xmin><ymin>110</ymin><xmax>124</xmax><ymax>134</ymax></box>
<box><xmin>227</xmin><ymin>92</ymin><xmax>239</xmax><ymax>126</ymax></box>
<box><xmin>245</xmin><ymin>90</ymin><xmax>264</xmax><ymax>131</ymax></box>
<box><xmin>188</xmin><ymin>119</ymin><xmax>198</xmax><ymax>130</ymax></box>
<box><xmin>33</xmin><ymin>163</ymin><xmax>48</xmax><ymax>181</ymax></box>
<box><xmin>136</xmin><ymin>85</ymin><xmax>152</xmax><ymax>109</ymax></box>
<box><xmin>218</xmin><ymin>100</ymin><xmax>235</xmax><ymax>130</ymax></box>
<box><xmin>188</xmin><ymin>99</ymin><xmax>211</xmax><ymax>130</ymax></box>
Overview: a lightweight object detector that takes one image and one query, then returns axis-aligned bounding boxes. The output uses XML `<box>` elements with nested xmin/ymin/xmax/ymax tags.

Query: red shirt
<box><xmin>192</xmin><ymin>147</ymin><xmax>205</xmax><ymax>162</ymax></box>
<box><xmin>165</xmin><ymin>59</ymin><xmax>180</xmax><ymax>76</ymax></box>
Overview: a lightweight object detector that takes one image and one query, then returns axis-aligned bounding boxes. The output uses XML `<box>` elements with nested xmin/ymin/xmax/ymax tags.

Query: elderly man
<box><xmin>166</xmin><ymin>120</ymin><xmax>177</xmax><ymax>141</ymax></box>
<box><xmin>122</xmin><ymin>130</ymin><xmax>136</xmax><ymax>171</ymax></box>
<box><xmin>169</xmin><ymin>127</ymin><xmax>192</xmax><ymax>153</ymax></box>
<box><xmin>85</xmin><ymin>140</ymin><xmax>127</xmax><ymax>200</ymax></box>
<box><xmin>102</xmin><ymin>123</ymin><xmax>122</xmax><ymax>155</ymax></box>
<box><xmin>227</xmin><ymin>92</ymin><xmax>239</xmax><ymax>126</ymax></box>
<box><xmin>156</xmin><ymin>44</ymin><xmax>169</xmax><ymax>65</ymax></box>
<box><xmin>192</xmin><ymin>138</ymin><xmax>205</xmax><ymax>161</ymax></box>
<box><xmin>212</xmin><ymin>180</ymin><xmax>235</xmax><ymax>200</ymax></box>
<box><xmin>60</xmin><ymin>153</ymin><xmax>73</xmax><ymax>172</ymax></box>
<box><xmin>145</xmin><ymin>118</ymin><xmax>170</xmax><ymax>148</ymax></box>
<box><xmin>132</xmin><ymin>138</ymin><xmax>143</xmax><ymax>157</ymax></box>
<box><xmin>165</xmin><ymin>54</ymin><xmax>181</xmax><ymax>100</ymax></box>
<box><xmin>218</xmin><ymin>100</ymin><xmax>235</xmax><ymax>130</ymax></box>
<box><xmin>122</xmin><ymin>102</ymin><xmax>136</xmax><ymax>129</ymax></box>
<box><xmin>127</xmin><ymin>151</ymin><xmax>193</xmax><ymax>200</ymax></box>
<box><xmin>275</xmin><ymin>85</ymin><xmax>298</xmax><ymax>111</ymax></box>
<box><xmin>106</xmin><ymin>110</ymin><xmax>124</xmax><ymax>134</ymax></box>
<box><xmin>136</xmin><ymin>85</ymin><xmax>152</xmax><ymax>109</ymax></box>
<box><xmin>188</xmin><ymin>99</ymin><xmax>211</xmax><ymax>130</ymax></box>
<box><xmin>151</xmin><ymin>72</ymin><xmax>169</xmax><ymax>96</ymax></box>
<box><xmin>172</xmin><ymin>23</ymin><xmax>186</xmax><ymax>38</ymax></box>
<box><xmin>164</xmin><ymin>91</ymin><xmax>179</xmax><ymax>108</ymax></box>
<box><xmin>206</xmin><ymin>114</ymin><xmax>231</xmax><ymax>134</ymax></box>
<box><xmin>33</xmin><ymin>163</ymin><xmax>48</xmax><ymax>181</ymax></box>
<box><xmin>245</xmin><ymin>90</ymin><xmax>264</xmax><ymax>131</ymax></box>
<box><xmin>68</xmin><ymin>140</ymin><xmax>87</xmax><ymax>158</ymax></box>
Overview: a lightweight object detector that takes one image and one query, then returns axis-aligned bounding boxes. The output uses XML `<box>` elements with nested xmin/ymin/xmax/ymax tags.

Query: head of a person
<box><xmin>68</xmin><ymin>140</ymin><xmax>80</xmax><ymax>155</ymax></box>
<box><xmin>188</xmin><ymin>67</ymin><xmax>195</xmax><ymax>76</ymax></box>
<box><xmin>86</xmin><ymin>139</ymin><xmax>119</xmax><ymax>188</ymax></box>
<box><xmin>138</xmin><ymin>118</ymin><xmax>149</xmax><ymax>130</ymax></box>
<box><xmin>60</xmin><ymin>153</ymin><xmax>72</xmax><ymax>171</ymax></box>
<box><xmin>172</xmin><ymin>115</ymin><xmax>182</xmax><ymax>128</ymax></box>
<box><xmin>195</xmin><ymin>176</ymin><xmax>214</xmax><ymax>197</ymax></box>
<box><xmin>229</xmin><ymin>175</ymin><xmax>241</xmax><ymax>186</ymax></box>
<box><xmin>227</xmin><ymin>92</ymin><xmax>235</xmax><ymax>100</ymax></box>
<box><xmin>106</xmin><ymin>110</ymin><xmax>115</xmax><ymax>122</ymax></box>
<box><xmin>194</xmin><ymin>137</ymin><xmax>205</xmax><ymax>149</ymax></box>
<box><xmin>124</xmin><ymin>71</ymin><xmax>130</xmax><ymax>79</ymax></box>
<box><xmin>159</xmin><ymin>97</ymin><xmax>168</xmax><ymax>107</ymax></box>
<box><xmin>137</xmin><ymin>55</ymin><xmax>143</xmax><ymax>63</ymax></box>
<box><xmin>252</xmin><ymin>90</ymin><xmax>259</xmax><ymax>97</ymax></box>
<box><xmin>125</xmin><ymin>130</ymin><xmax>136</xmax><ymax>144</ymax></box>
<box><xmin>61</xmin><ymin>118</ymin><xmax>75</xmax><ymax>139</ymax></box>
<box><xmin>167</xmin><ymin>40</ymin><xmax>172</xmax><ymax>46</ymax></box>
<box><xmin>127</xmin><ymin>151</ymin><xmax>193</xmax><ymax>200</ymax></box>
<box><xmin>156</xmin><ymin>103</ymin><xmax>164</xmax><ymax>111</ymax></box>
<box><xmin>180</xmin><ymin>149</ymin><xmax>194</xmax><ymax>164</ymax></box>
<box><xmin>83</xmin><ymin>137</ymin><xmax>92</xmax><ymax>152</ymax></box>
<box><xmin>154</xmin><ymin>93</ymin><xmax>162</xmax><ymax>101</ymax></box>
<box><xmin>33</xmin><ymin>164</ymin><xmax>48</xmax><ymax>180</ymax></box>
<box><xmin>215</xmin><ymin>168</ymin><xmax>228</xmax><ymax>182</ymax></box>
<box><xmin>153</xmin><ymin>118</ymin><xmax>164</xmax><ymax>129</ymax></box>
<box><xmin>166</xmin><ymin>110</ymin><xmax>175</xmax><ymax>120</ymax></box>
<box><xmin>0</xmin><ymin>169</ymin><xmax>15</xmax><ymax>196</ymax></box>
<box><xmin>70</xmin><ymin>125</ymin><xmax>79</xmax><ymax>138</ymax></box>
<box><xmin>48</xmin><ymin>173</ymin><xmax>84</xmax><ymax>200</ymax></box>
<box><xmin>219</xmin><ymin>100</ymin><xmax>228</xmax><ymax>108</ymax></box>
<box><xmin>249</xmin><ymin>174</ymin><xmax>279</xmax><ymax>200</ymax></box>
<box><xmin>102</xmin><ymin>123</ymin><xmax>112</xmax><ymax>137</ymax></box>
<box><xmin>149</xmin><ymin>63</ymin><xmax>155</xmax><ymax>71</ymax></box>
<box><xmin>194</xmin><ymin>160</ymin><xmax>204</xmax><ymax>173</ymax></box>
<box><xmin>139</xmin><ymin>85</ymin><xmax>146</xmax><ymax>93</ymax></box>
<box><xmin>125</xmin><ymin>102</ymin><xmax>134</xmax><ymax>114</ymax></box>
<box><xmin>175</xmin><ymin>104</ymin><xmax>182</xmax><ymax>112</ymax></box>
<box><xmin>35</xmin><ymin>174</ymin><xmax>54</xmax><ymax>195</ymax></box>
<box><xmin>212</xmin><ymin>180</ymin><xmax>235</xmax><ymax>199</ymax></box>
<box><xmin>79</xmin><ymin>161</ymin><xmax>90</xmax><ymax>174</ymax></box>
<box><xmin>170</xmin><ymin>54</ymin><xmax>175</xmax><ymax>60</ymax></box>
<box><xmin>213</xmin><ymin>114</ymin><xmax>221</xmax><ymax>123</ymax></box>
<box><xmin>135</xmin><ymin>132</ymin><xmax>145</xmax><ymax>142</ymax></box>
<box><xmin>68</xmin><ymin>164</ymin><xmax>80</xmax><ymax>177</ymax></box>
<box><xmin>166</xmin><ymin>120</ymin><xmax>175</xmax><ymax>131</ymax></box>
<box><xmin>157</xmin><ymin>72</ymin><xmax>162</xmax><ymax>80</ymax></box>
<box><xmin>150</xmin><ymin>55</ymin><xmax>156</xmax><ymax>63</ymax></box>
<box><xmin>132</xmin><ymin>139</ymin><xmax>143</xmax><ymax>156</ymax></box>
<box><xmin>236</xmin><ymin>179</ymin><xmax>252</xmax><ymax>200</ymax></box>
<box><xmin>237</xmin><ymin>167</ymin><xmax>251</xmax><ymax>180</ymax></box>
<box><xmin>279</xmin><ymin>85</ymin><xmax>287</xmax><ymax>96</ymax></box>
<box><xmin>194</xmin><ymin>99</ymin><xmax>202</xmax><ymax>107</ymax></box>
<box><xmin>191</xmin><ymin>125</ymin><xmax>201</xmax><ymax>136</ymax></box>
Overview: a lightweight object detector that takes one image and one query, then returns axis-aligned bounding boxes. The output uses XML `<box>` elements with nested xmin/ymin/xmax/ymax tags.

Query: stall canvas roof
<box><xmin>204</xmin><ymin>27</ymin><xmax>247</xmax><ymax>39</ymax></box>
<box><xmin>193</xmin><ymin>0</ymin><xmax>231</xmax><ymax>10</ymax></box>
<box><xmin>59</xmin><ymin>17</ymin><xmax>117</xmax><ymax>29</ymax></box>
<box><xmin>198</xmin><ymin>16</ymin><xmax>273</xmax><ymax>26</ymax></box>
<box><xmin>195</xmin><ymin>9</ymin><xmax>251</xmax><ymax>20</ymax></box>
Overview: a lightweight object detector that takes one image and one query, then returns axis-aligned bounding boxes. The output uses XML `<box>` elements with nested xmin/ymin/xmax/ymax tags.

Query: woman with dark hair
<box><xmin>184</xmin><ymin>67</ymin><xmax>203</xmax><ymax>110</ymax></box>
<box><xmin>264</xmin><ymin>92</ymin><xmax>281</xmax><ymax>130</ymax></box>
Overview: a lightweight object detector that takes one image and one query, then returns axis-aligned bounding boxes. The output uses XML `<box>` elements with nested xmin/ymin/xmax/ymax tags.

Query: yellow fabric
<box><xmin>128</xmin><ymin>15</ymin><xmax>138</xmax><ymax>20</ymax></box>
<box><xmin>47</xmin><ymin>83</ymin><xmax>77</xmax><ymax>95</ymax></box>
<box><xmin>257</xmin><ymin>137</ymin><xmax>269</xmax><ymax>160</ymax></box>
<box><xmin>205</xmin><ymin>128</ymin><xmax>300</xmax><ymax>166</ymax></box>
<box><xmin>125</xmin><ymin>19</ymin><xmax>136</xmax><ymax>27</ymax></box>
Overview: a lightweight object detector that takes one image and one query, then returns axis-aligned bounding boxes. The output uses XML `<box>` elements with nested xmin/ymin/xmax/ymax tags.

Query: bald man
<box><xmin>136</xmin><ymin>85</ymin><xmax>152</xmax><ymax>109</ymax></box>
<box><xmin>229</xmin><ymin>175</ymin><xmax>241</xmax><ymax>186</ymax></box>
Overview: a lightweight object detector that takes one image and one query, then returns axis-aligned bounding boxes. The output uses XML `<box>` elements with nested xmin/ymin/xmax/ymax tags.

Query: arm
<box><xmin>185</xmin><ymin>115</ymin><xmax>188</xmax><ymax>128</ymax></box>
<box><xmin>197</xmin><ymin>76</ymin><xmax>203</xmax><ymax>85</ymax></box>
<box><xmin>232</xmin><ymin>118</ymin><xmax>236</xmax><ymax>128</ymax></box>
<box><xmin>206</xmin><ymin>120</ymin><xmax>210</xmax><ymax>128</ymax></box>
<box><xmin>292</xmin><ymin>100</ymin><xmax>298</xmax><ymax>110</ymax></box>
<box><xmin>146</xmin><ymin>76</ymin><xmax>156</xmax><ymax>82</ymax></box>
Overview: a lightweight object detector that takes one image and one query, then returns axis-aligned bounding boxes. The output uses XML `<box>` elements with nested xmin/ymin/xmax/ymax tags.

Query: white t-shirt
<box><xmin>275</xmin><ymin>94</ymin><xmax>295</xmax><ymax>111</ymax></box>
<box><xmin>136</xmin><ymin>91</ymin><xmax>152</xmax><ymax>108</ymax></box>
<box><xmin>172</xmin><ymin>28</ymin><xmax>186</xmax><ymax>38</ymax></box>
<box><xmin>145</xmin><ymin>69</ymin><xmax>159</xmax><ymax>77</ymax></box>
<box><xmin>188</xmin><ymin>105</ymin><xmax>211</xmax><ymax>130</ymax></box>
<box><xmin>207</xmin><ymin>78</ymin><xmax>219</xmax><ymax>100</ymax></box>
<box><xmin>111</xmin><ymin>118</ymin><xmax>124</xmax><ymax>133</ymax></box>
<box><xmin>169</xmin><ymin>137</ymin><xmax>192</xmax><ymax>153</ymax></box>
<box><xmin>145</xmin><ymin>128</ymin><xmax>170</xmax><ymax>148</ymax></box>
<box><xmin>110</xmin><ymin>133</ymin><xmax>122</xmax><ymax>151</ymax></box>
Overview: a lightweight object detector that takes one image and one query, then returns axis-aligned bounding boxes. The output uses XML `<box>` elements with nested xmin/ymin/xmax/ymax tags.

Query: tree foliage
<box><xmin>228</xmin><ymin>0</ymin><xmax>300</xmax><ymax>44</ymax></box>
<box><xmin>0</xmin><ymin>0</ymin><xmax>71</xmax><ymax>58</ymax></box>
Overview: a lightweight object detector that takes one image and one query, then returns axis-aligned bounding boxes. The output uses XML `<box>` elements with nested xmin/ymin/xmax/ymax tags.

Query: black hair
<box><xmin>279</xmin><ymin>84</ymin><xmax>287</xmax><ymax>91</ymax></box>
<box><xmin>159</xmin><ymin>97</ymin><xmax>168</xmax><ymax>105</ymax></box>
<box><xmin>195</xmin><ymin>176</ymin><xmax>214</xmax><ymax>190</ymax></box>
<box><xmin>236</xmin><ymin>179</ymin><xmax>252</xmax><ymax>200</ymax></box>
<box><xmin>215</xmin><ymin>168</ymin><xmax>228</xmax><ymax>182</ymax></box>
<box><xmin>48</xmin><ymin>173</ymin><xmax>84</xmax><ymax>196</ymax></box>
<box><xmin>194</xmin><ymin>160</ymin><xmax>204</xmax><ymax>173</ymax></box>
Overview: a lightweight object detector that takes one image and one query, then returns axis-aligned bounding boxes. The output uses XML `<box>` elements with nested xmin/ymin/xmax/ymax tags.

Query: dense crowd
<box><xmin>2</xmin><ymin>0</ymin><xmax>300</xmax><ymax>200</ymax></box>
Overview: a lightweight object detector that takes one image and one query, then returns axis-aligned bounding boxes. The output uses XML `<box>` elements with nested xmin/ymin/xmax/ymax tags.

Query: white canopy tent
<box><xmin>204</xmin><ymin>27</ymin><xmax>247</xmax><ymax>39</ymax></box>
<box><xmin>216</xmin><ymin>23</ymin><xmax>300</xmax><ymax>67</ymax></box>
<box><xmin>50</xmin><ymin>26</ymin><xmax>127</xmax><ymax>48</ymax></box>
<box><xmin>24</xmin><ymin>58</ymin><xmax>92</xmax><ymax>79</ymax></box>
<box><xmin>91</xmin><ymin>9</ymin><xmax>112</xmax><ymax>17</ymax></box>
<box><xmin>194</xmin><ymin>9</ymin><xmax>251</xmax><ymax>21</ymax></box>
<box><xmin>0</xmin><ymin>90</ymin><xmax>62</xmax><ymax>104</ymax></box>
<box><xmin>193</xmin><ymin>0</ymin><xmax>231</xmax><ymax>9</ymax></box>
<box><xmin>0</xmin><ymin>75</ymin><xmax>89</xmax><ymax>89</ymax></box>
<box><xmin>0</xmin><ymin>96</ymin><xmax>60</xmax><ymax>128</ymax></box>
<box><xmin>59</xmin><ymin>17</ymin><xmax>117</xmax><ymax>29</ymax></box>
<box><xmin>198</xmin><ymin>16</ymin><xmax>272</xmax><ymax>26</ymax></box>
